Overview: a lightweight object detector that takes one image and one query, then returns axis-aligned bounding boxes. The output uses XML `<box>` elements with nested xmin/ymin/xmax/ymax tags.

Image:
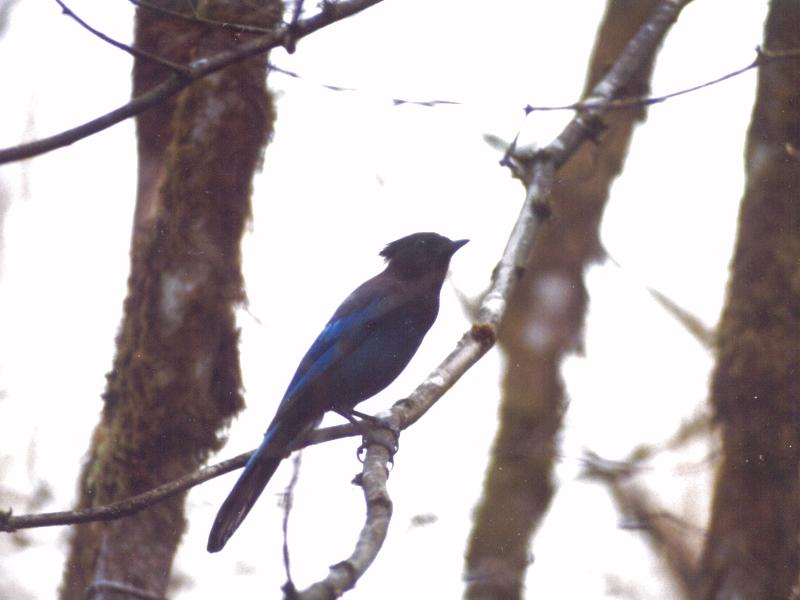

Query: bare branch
<box><xmin>8</xmin><ymin>0</ymin><xmax>800</xmax><ymax>168</ymax></box>
<box><xmin>129</xmin><ymin>0</ymin><xmax>276</xmax><ymax>34</ymax></box>
<box><xmin>284</xmin><ymin>0</ymin><xmax>306</xmax><ymax>53</ymax></box>
<box><xmin>581</xmin><ymin>451</ymin><xmax>701</xmax><ymax>597</ymax></box>
<box><xmin>0</xmin><ymin>451</ymin><xmax>250</xmax><ymax>531</ymax></box>
<box><xmin>524</xmin><ymin>46</ymin><xmax>800</xmax><ymax>113</ymax></box>
<box><xmin>0</xmin><ymin>0</ymin><xmax>386</xmax><ymax>164</ymax></box>
<box><xmin>292</xmin><ymin>426</ymin><xmax>395</xmax><ymax>600</ymax></box>
<box><xmin>0</xmin><ymin>421</ymin><xmax>371</xmax><ymax>532</ymax></box>
<box><xmin>54</xmin><ymin>0</ymin><xmax>189</xmax><ymax>74</ymax></box>
<box><xmin>281</xmin><ymin>453</ymin><xmax>304</xmax><ymax>592</ymax></box>
<box><xmin>85</xmin><ymin>580</ymin><xmax>166</xmax><ymax>600</ymax></box>
<box><xmin>525</xmin><ymin>57</ymin><xmax>756</xmax><ymax>114</ymax></box>
<box><xmin>647</xmin><ymin>286</ymin><xmax>716</xmax><ymax>348</ymax></box>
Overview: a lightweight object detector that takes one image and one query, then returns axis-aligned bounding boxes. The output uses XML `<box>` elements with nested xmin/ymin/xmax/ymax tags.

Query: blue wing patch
<box><xmin>276</xmin><ymin>287</ymin><xmax>394</xmax><ymax>414</ymax></box>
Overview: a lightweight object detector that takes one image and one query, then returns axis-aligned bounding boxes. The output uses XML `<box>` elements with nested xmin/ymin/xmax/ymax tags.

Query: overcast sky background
<box><xmin>0</xmin><ymin>1</ymin><xmax>769</xmax><ymax>598</ymax></box>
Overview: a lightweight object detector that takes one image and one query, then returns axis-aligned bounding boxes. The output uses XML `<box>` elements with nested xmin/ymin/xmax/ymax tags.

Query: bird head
<box><xmin>380</xmin><ymin>232</ymin><xmax>468</xmax><ymax>280</ymax></box>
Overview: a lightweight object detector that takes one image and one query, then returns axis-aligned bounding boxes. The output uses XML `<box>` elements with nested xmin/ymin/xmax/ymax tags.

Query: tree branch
<box><xmin>281</xmin><ymin>454</ymin><xmax>304</xmax><ymax>591</ymax></box>
<box><xmin>523</xmin><ymin>45</ymin><xmax>800</xmax><ymax>113</ymax></box>
<box><xmin>129</xmin><ymin>0</ymin><xmax>276</xmax><ymax>35</ymax></box>
<box><xmin>581</xmin><ymin>451</ymin><xmax>701</xmax><ymax>597</ymax></box>
<box><xmin>7</xmin><ymin>0</ymin><xmax>797</xmax><ymax>166</ymax></box>
<box><xmin>290</xmin><ymin>426</ymin><xmax>395</xmax><ymax>600</ymax></box>
<box><xmin>54</xmin><ymin>0</ymin><xmax>189</xmax><ymax>74</ymax></box>
<box><xmin>0</xmin><ymin>452</ymin><xmax>250</xmax><ymax>531</ymax></box>
<box><xmin>253</xmin><ymin>46</ymin><xmax>800</xmax><ymax>112</ymax></box>
<box><xmin>0</xmin><ymin>420</ymin><xmax>376</xmax><ymax>531</ymax></box>
<box><xmin>0</xmin><ymin>0</ymin><xmax>385</xmax><ymax>164</ymax></box>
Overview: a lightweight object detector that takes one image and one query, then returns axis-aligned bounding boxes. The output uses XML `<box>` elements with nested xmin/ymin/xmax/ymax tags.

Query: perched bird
<box><xmin>207</xmin><ymin>232</ymin><xmax>468</xmax><ymax>553</ymax></box>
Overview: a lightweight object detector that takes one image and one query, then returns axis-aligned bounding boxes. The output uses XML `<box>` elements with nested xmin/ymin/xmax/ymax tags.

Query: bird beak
<box><xmin>451</xmin><ymin>239</ymin><xmax>469</xmax><ymax>252</ymax></box>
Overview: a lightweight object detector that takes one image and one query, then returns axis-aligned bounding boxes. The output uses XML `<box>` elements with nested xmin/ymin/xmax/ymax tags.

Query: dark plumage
<box><xmin>207</xmin><ymin>232</ymin><xmax>467</xmax><ymax>553</ymax></box>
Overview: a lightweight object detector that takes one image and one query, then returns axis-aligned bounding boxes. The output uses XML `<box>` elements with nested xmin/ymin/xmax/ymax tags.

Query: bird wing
<box><xmin>274</xmin><ymin>277</ymin><xmax>405</xmax><ymax>417</ymax></box>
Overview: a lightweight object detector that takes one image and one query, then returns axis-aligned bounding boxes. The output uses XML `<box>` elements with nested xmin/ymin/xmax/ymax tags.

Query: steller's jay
<box><xmin>207</xmin><ymin>232</ymin><xmax>467</xmax><ymax>552</ymax></box>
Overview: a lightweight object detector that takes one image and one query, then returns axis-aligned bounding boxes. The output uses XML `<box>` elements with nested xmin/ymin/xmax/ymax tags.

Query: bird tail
<box><xmin>207</xmin><ymin>433</ymin><xmax>283</xmax><ymax>553</ymax></box>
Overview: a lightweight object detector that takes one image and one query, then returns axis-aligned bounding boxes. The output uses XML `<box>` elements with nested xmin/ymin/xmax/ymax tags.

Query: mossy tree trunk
<box><xmin>698</xmin><ymin>2</ymin><xmax>800</xmax><ymax>598</ymax></box>
<box><xmin>464</xmin><ymin>3</ymin><xmax>662</xmax><ymax>598</ymax></box>
<box><xmin>60</xmin><ymin>2</ymin><xmax>282</xmax><ymax>598</ymax></box>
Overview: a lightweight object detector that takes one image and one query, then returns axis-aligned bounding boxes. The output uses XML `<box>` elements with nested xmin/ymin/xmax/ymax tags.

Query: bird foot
<box><xmin>356</xmin><ymin>421</ymin><xmax>400</xmax><ymax>464</ymax></box>
<box><xmin>334</xmin><ymin>408</ymin><xmax>400</xmax><ymax>462</ymax></box>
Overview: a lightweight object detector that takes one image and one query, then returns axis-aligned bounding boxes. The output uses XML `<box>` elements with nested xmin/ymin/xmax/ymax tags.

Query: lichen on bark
<box><xmin>60</xmin><ymin>1</ymin><xmax>282</xmax><ymax>598</ymax></box>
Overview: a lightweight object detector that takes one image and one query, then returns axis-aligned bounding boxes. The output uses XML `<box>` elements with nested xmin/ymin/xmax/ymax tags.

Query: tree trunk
<box><xmin>698</xmin><ymin>2</ymin><xmax>800</xmax><ymax>598</ymax></box>
<box><xmin>464</xmin><ymin>2</ymin><xmax>662</xmax><ymax>598</ymax></box>
<box><xmin>60</xmin><ymin>2</ymin><xmax>281</xmax><ymax>598</ymax></box>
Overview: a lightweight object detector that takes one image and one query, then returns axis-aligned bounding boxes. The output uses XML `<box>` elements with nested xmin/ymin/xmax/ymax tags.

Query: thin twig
<box><xmin>284</xmin><ymin>0</ymin><xmax>306</xmax><ymax>52</ymax></box>
<box><xmin>0</xmin><ymin>424</ymin><xmax>367</xmax><ymax>532</ymax></box>
<box><xmin>0</xmin><ymin>452</ymin><xmax>250</xmax><ymax>531</ymax></box>
<box><xmin>129</xmin><ymin>0</ymin><xmax>275</xmax><ymax>34</ymax></box>
<box><xmin>54</xmin><ymin>0</ymin><xmax>189</xmax><ymax>75</ymax></box>
<box><xmin>524</xmin><ymin>46</ymin><xmax>799</xmax><ymax>113</ymax></box>
<box><xmin>261</xmin><ymin>44</ymin><xmax>800</xmax><ymax>112</ymax></box>
<box><xmin>281</xmin><ymin>453</ymin><xmax>303</xmax><ymax>595</ymax></box>
<box><xmin>268</xmin><ymin>45</ymin><xmax>796</xmax><ymax>114</ymax></box>
<box><xmin>0</xmin><ymin>0</ymin><xmax>385</xmax><ymax>164</ymax></box>
<box><xmin>581</xmin><ymin>450</ymin><xmax>701</xmax><ymax>597</ymax></box>
<box><xmin>6</xmin><ymin>4</ymin><xmax>799</xmax><ymax>167</ymax></box>
<box><xmin>85</xmin><ymin>580</ymin><xmax>166</xmax><ymax>600</ymax></box>
<box><xmin>525</xmin><ymin>60</ymin><xmax>756</xmax><ymax>113</ymax></box>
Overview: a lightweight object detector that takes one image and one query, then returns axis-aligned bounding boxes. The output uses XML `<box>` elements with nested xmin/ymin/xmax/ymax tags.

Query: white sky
<box><xmin>0</xmin><ymin>1</ymin><xmax>768</xmax><ymax>598</ymax></box>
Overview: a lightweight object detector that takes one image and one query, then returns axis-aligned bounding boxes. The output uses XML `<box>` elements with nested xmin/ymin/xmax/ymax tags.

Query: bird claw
<box><xmin>334</xmin><ymin>408</ymin><xmax>400</xmax><ymax>462</ymax></box>
<box><xmin>356</xmin><ymin>417</ymin><xmax>400</xmax><ymax>464</ymax></box>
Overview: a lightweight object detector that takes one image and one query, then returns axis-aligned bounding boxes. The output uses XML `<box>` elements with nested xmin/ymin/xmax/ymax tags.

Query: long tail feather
<box><xmin>207</xmin><ymin>441</ymin><xmax>282</xmax><ymax>553</ymax></box>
